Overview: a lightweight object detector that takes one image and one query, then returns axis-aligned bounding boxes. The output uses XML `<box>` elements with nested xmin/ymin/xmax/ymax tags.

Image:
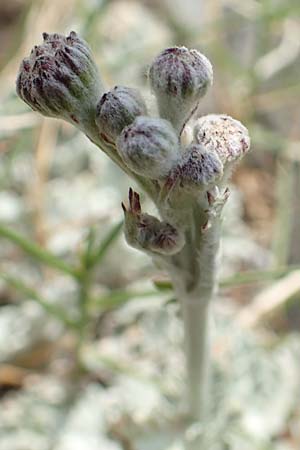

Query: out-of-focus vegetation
<box><xmin>0</xmin><ymin>1</ymin><xmax>300</xmax><ymax>449</ymax></box>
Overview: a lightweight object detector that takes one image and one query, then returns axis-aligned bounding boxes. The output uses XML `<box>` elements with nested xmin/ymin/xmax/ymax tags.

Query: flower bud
<box><xmin>95</xmin><ymin>86</ymin><xmax>147</xmax><ymax>142</ymax></box>
<box><xmin>193</xmin><ymin>114</ymin><xmax>250</xmax><ymax>165</ymax></box>
<box><xmin>16</xmin><ymin>31</ymin><xmax>103</xmax><ymax>127</ymax></box>
<box><xmin>179</xmin><ymin>143</ymin><xmax>223</xmax><ymax>192</ymax></box>
<box><xmin>117</xmin><ymin>116</ymin><xmax>180</xmax><ymax>180</ymax></box>
<box><xmin>122</xmin><ymin>188</ymin><xmax>185</xmax><ymax>255</ymax></box>
<box><xmin>143</xmin><ymin>218</ymin><xmax>185</xmax><ymax>255</ymax></box>
<box><xmin>149</xmin><ymin>47</ymin><xmax>213</xmax><ymax>132</ymax></box>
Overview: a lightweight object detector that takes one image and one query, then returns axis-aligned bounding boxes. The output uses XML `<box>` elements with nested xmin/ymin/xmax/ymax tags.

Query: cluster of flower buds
<box><xmin>16</xmin><ymin>33</ymin><xmax>250</xmax><ymax>256</ymax></box>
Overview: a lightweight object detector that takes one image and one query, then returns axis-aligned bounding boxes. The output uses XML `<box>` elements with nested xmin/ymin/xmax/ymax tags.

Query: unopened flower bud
<box><xmin>95</xmin><ymin>86</ymin><xmax>147</xmax><ymax>142</ymax></box>
<box><xmin>16</xmin><ymin>31</ymin><xmax>103</xmax><ymax>127</ymax></box>
<box><xmin>149</xmin><ymin>47</ymin><xmax>213</xmax><ymax>133</ymax></box>
<box><xmin>193</xmin><ymin>114</ymin><xmax>250</xmax><ymax>166</ymax></box>
<box><xmin>117</xmin><ymin>116</ymin><xmax>180</xmax><ymax>180</ymax></box>
<box><xmin>179</xmin><ymin>143</ymin><xmax>223</xmax><ymax>193</ymax></box>
<box><xmin>122</xmin><ymin>188</ymin><xmax>185</xmax><ymax>255</ymax></box>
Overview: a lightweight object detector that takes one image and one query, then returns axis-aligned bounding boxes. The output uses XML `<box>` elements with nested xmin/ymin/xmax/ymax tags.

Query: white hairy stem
<box><xmin>166</xmin><ymin>207</ymin><xmax>222</xmax><ymax>448</ymax></box>
<box><xmin>180</xmin><ymin>293</ymin><xmax>211</xmax><ymax>421</ymax></box>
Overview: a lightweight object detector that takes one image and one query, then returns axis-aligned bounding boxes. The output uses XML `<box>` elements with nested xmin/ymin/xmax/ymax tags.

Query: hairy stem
<box><xmin>181</xmin><ymin>294</ymin><xmax>211</xmax><ymax>421</ymax></box>
<box><xmin>168</xmin><ymin>214</ymin><xmax>221</xmax><ymax>447</ymax></box>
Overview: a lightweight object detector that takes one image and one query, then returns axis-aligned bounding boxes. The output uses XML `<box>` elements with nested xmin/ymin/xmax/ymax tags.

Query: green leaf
<box><xmin>153</xmin><ymin>279</ymin><xmax>173</xmax><ymax>291</ymax></box>
<box><xmin>0</xmin><ymin>225</ymin><xmax>79</xmax><ymax>279</ymax></box>
<box><xmin>81</xmin><ymin>226</ymin><xmax>96</xmax><ymax>267</ymax></box>
<box><xmin>87</xmin><ymin>220</ymin><xmax>123</xmax><ymax>268</ymax></box>
<box><xmin>0</xmin><ymin>272</ymin><xmax>79</xmax><ymax>329</ymax></box>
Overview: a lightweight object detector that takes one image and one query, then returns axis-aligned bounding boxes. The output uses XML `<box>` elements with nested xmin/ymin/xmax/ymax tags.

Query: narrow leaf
<box><xmin>0</xmin><ymin>272</ymin><xmax>79</xmax><ymax>329</ymax></box>
<box><xmin>0</xmin><ymin>225</ymin><xmax>79</xmax><ymax>278</ymax></box>
<box><xmin>88</xmin><ymin>220</ymin><xmax>123</xmax><ymax>268</ymax></box>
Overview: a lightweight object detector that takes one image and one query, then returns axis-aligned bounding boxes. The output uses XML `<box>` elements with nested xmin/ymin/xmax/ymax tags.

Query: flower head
<box><xmin>149</xmin><ymin>47</ymin><xmax>213</xmax><ymax>132</ymax></box>
<box><xmin>193</xmin><ymin>114</ymin><xmax>250</xmax><ymax>165</ymax></box>
<box><xmin>16</xmin><ymin>31</ymin><xmax>103</xmax><ymax>126</ymax></box>
<box><xmin>95</xmin><ymin>86</ymin><xmax>147</xmax><ymax>142</ymax></box>
<box><xmin>117</xmin><ymin>116</ymin><xmax>180</xmax><ymax>179</ymax></box>
<box><xmin>179</xmin><ymin>143</ymin><xmax>223</xmax><ymax>193</ymax></box>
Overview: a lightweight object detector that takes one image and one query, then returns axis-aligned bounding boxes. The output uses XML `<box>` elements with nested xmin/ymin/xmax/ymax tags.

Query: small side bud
<box><xmin>193</xmin><ymin>114</ymin><xmax>250</xmax><ymax>165</ymax></box>
<box><xmin>149</xmin><ymin>47</ymin><xmax>213</xmax><ymax>133</ymax></box>
<box><xmin>203</xmin><ymin>186</ymin><xmax>230</xmax><ymax>230</ymax></box>
<box><xmin>16</xmin><ymin>31</ymin><xmax>103</xmax><ymax>126</ymax></box>
<box><xmin>122</xmin><ymin>188</ymin><xmax>185</xmax><ymax>255</ymax></box>
<box><xmin>95</xmin><ymin>86</ymin><xmax>147</xmax><ymax>143</ymax></box>
<box><xmin>179</xmin><ymin>143</ymin><xmax>223</xmax><ymax>193</ymax></box>
<box><xmin>117</xmin><ymin>116</ymin><xmax>180</xmax><ymax>180</ymax></box>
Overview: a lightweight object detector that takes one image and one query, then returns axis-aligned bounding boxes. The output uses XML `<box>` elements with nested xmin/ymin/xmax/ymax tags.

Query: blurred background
<box><xmin>0</xmin><ymin>0</ymin><xmax>300</xmax><ymax>449</ymax></box>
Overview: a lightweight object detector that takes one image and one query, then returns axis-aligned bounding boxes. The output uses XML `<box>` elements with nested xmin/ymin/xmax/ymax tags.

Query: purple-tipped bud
<box><xmin>117</xmin><ymin>116</ymin><xmax>180</xmax><ymax>180</ymax></box>
<box><xmin>179</xmin><ymin>143</ymin><xmax>223</xmax><ymax>192</ymax></box>
<box><xmin>123</xmin><ymin>188</ymin><xmax>185</xmax><ymax>255</ymax></box>
<box><xmin>16</xmin><ymin>31</ymin><xmax>103</xmax><ymax>126</ymax></box>
<box><xmin>193</xmin><ymin>114</ymin><xmax>250</xmax><ymax>166</ymax></box>
<box><xmin>95</xmin><ymin>86</ymin><xmax>147</xmax><ymax>142</ymax></box>
<box><xmin>149</xmin><ymin>47</ymin><xmax>213</xmax><ymax>133</ymax></box>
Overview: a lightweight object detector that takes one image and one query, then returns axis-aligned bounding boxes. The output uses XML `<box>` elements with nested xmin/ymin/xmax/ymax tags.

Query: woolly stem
<box><xmin>181</xmin><ymin>294</ymin><xmax>211</xmax><ymax>421</ymax></box>
<box><xmin>168</xmin><ymin>214</ymin><xmax>221</xmax><ymax>448</ymax></box>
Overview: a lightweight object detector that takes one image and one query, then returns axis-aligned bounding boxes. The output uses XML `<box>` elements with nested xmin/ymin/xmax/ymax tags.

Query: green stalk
<box><xmin>87</xmin><ymin>220</ymin><xmax>123</xmax><ymax>268</ymax></box>
<box><xmin>75</xmin><ymin>263</ymin><xmax>91</xmax><ymax>371</ymax></box>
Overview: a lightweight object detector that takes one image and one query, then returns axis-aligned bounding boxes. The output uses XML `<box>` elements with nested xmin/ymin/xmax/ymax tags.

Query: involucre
<box><xmin>117</xmin><ymin>116</ymin><xmax>180</xmax><ymax>180</ymax></box>
<box><xmin>16</xmin><ymin>32</ymin><xmax>103</xmax><ymax>128</ymax></box>
<box><xmin>95</xmin><ymin>86</ymin><xmax>147</xmax><ymax>143</ymax></box>
<box><xmin>149</xmin><ymin>46</ymin><xmax>213</xmax><ymax>133</ymax></box>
